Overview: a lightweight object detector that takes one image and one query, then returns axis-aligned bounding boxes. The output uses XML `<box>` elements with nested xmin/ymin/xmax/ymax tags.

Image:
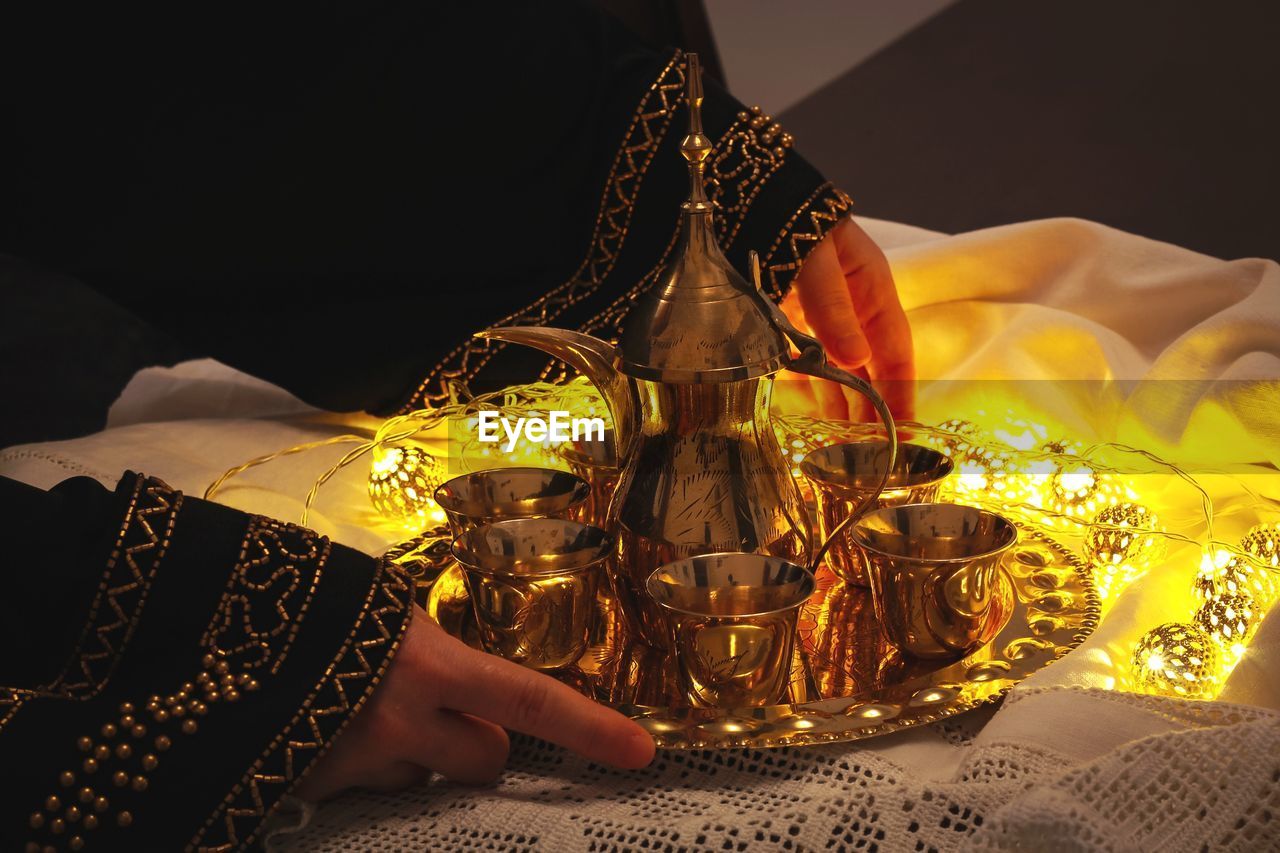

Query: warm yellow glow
<box><xmin>368</xmin><ymin>446</ymin><xmax>448</xmax><ymax>528</ymax></box>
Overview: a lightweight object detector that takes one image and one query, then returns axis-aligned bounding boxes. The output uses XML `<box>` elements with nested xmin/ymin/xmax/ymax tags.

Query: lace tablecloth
<box><xmin>271</xmin><ymin>686</ymin><xmax>1280</xmax><ymax>851</ymax></box>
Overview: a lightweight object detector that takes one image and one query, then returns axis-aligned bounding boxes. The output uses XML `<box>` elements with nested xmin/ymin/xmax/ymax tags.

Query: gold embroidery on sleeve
<box><xmin>201</xmin><ymin>519</ymin><xmax>330</xmax><ymax>676</ymax></box>
<box><xmin>46</xmin><ymin>476</ymin><xmax>183</xmax><ymax>700</ymax></box>
<box><xmin>758</xmin><ymin>182</ymin><xmax>855</xmax><ymax>301</ymax></box>
<box><xmin>188</xmin><ymin>561</ymin><xmax>413</xmax><ymax>851</ymax></box>
<box><xmin>401</xmin><ymin>50</ymin><xmax>688</xmax><ymax>411</ymax></box>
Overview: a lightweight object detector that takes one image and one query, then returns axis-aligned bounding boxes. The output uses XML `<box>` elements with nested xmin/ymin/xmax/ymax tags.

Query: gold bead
<box><xmin>214</xmin><ymin>660</ymin><xmax>230</xmax><ymax>675</ymax></box>
<box><xmin>197</xmin><ymin>671</ymin><xmax>212</xmax><ymax>684</ymax></box>
<box><xmin>219</xmin><ymin>674</ymin><xmax>235</xmax><ymax>688</ymax></box>
<box><xmin>93</xmin><ymin>745</ymin><xmax>109</xmax><ymax>760</ymax></box>
<box><xmin>131</xmin><ymin>724</ymin><xmax>147</xmax><ymax>739</ymax></box>
<box><xmin>78</xmin><ymin>787</ymin><xmax>93</xmax><ymax>804</ymax></box>
<box><xmin>164</xmin><ymin>696</ymin><xmax>177</xmax><ymax>707</ymax></box>
<box><xmin>171</xmin><ymin>705</ymin><xmax>186</xmax><ymax>718</ymax></box>
<box><xmin>24</xmin><ymin>842</ymin><xmax>39</xmax><ymax>853</ymax></box>
<box><xmin>141</xmin><ymin>754</ymin><xmax>159</xmax><ymax>771</ymax></box>
<box><xmin>69</xmin><ymin>837</ymin><xmax>84</xmax><ymax>852</ymax></box>
<box><xmin>76</xmin><ymin>737</ymin><xmax>92</xmax><ymax>752</ymax></box>
<box><xmin>154</xmin><ymin>735</ymin><xmax>172</xmax><ymax>751</ymax></box>
<box><xmin>100</xmin><ymin>723</ymin><xmax>116</xmax><ymax>738</ymax></box>
<box><xmin>191</xmin><ymin>701</ymin><xmax>207</xmax><ymax>716</ymax></box>
<box><xmin>112</xmin><ymin>771</ymin><xmax>129</xmax><ymax>787</ymax></box>
<box><xmin>59</xmin><ymin>771</ymin><xmax>75</xmax><ymax>787</ymax></box>
<box><xmin>245</xmin><ymin>679</ymin><xmax>260</xmax><ymax>692</ymax></box>
<box><xmin>181</xmin><ymin>681</ymin><xmax>195</xmax><ymax>693</ymax></box>
<box><xmin>131</xmin><ymin>775</ymin><xmax>148</xmax><ymax>792</ymax></box>
<box><xmin>29</xmin><ymin>812</ymin><xmax>44</xmax><ymax>829</ymax></box>
<box><xmin>116</xmin><ymin>811</ymin><xmax>133</xmax><ymax>828</ymax></box>
<box><xmin>146</xmin><ymin>699</ymin><xmax>160</xmax><ymax>712</ymax></box>
<box><xmin>93</xmin><ymin>796</ymin><xmax>108</xmax><ymax>813</ymax></box>
<box><xmin>83</xmin><ymin>814</ymin><xmax>98</xmax><ymax>830</ymax></box>
<box><xmin>81</xmin><ymin>758</ymin><xmax>98</xmax><ymax>774</ymax></box>
<box><xmin>51</xmin><ymin>818</ymin><xmax>65</xmax><ymax>834</ymax></box>
<box><xmin>118</xmin><ymin>702</ymin><xmax>133</xmax><ymax>715</ymax></box>
<box><xmin>181</xmin><ymin>719</ymin><xmax>198</xmax><ymax>735</ymax></box>
<box><xmin>65</xmin><ymin>805</ymin><xmax>80</xmax><ymax>822</ymax></box>
<box><xmin>152</xmin><ymin>709</ymin><xmax>169</xmax><ymax>723</ymax></box>
<box><xmin>119</xmin><ymin>714</ymin><xmax>135</xmax><ymax>728</ymax></box>
<box><xmin>201</xmin><ymin>653</ymin><xmax>215</xmax><ymax>668</ymax></box>
<box><xmin>45</xmin><ymin>795</ymin><xmax>60</xmax><ymax>811</ymax></box>
<box><xmin>225</xmin><ymin>690</ymin><xmax>240</xmax><ymax>703</ymax></box>
<box><xmin>115</xmin><ymin>743</ymin><xmax>132</xmax><ymax>760</ymax></box>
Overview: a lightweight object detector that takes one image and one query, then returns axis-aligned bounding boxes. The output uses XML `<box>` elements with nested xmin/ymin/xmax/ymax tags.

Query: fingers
<box><xmin>831</xmin><ymin>221</ymin><xmax>916</xmax><ymax>421</ymax></box>
<box><xmin>794</xmin><ymin>236</ymin><xmax>872</xmax><ymax>368</ymax></box>
<box><xmin>441</xmin><ymin>642</ymin><xmax>654</xmax><ymax>769</ymax></box>
<box><xmin>356</xmin><ymin>760</ymin><xmax>432</xmax><ymax>793</ymax></box>
<box><xmin>407</xmin><ymin>709</ymin><xmax>510</xmax><ymax>785</ymax></box>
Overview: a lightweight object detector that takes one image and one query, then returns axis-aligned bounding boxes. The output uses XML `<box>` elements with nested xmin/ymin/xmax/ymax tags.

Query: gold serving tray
<box><xmin>390</xmin><ymin>525</ymin><xmax>1099</xmax><ymax>750</ymax></box>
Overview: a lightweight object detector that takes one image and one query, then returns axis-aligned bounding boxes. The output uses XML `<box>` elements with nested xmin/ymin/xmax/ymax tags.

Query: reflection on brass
<box><xmin>425</xmin><ymin>524</ymin><xmax>1097</xmax><ymax>749</ymax></box>
<box><xmin>802</xmin><ymin>442</ymin><xmax>953</xmax><ymax>585</ymax></box>
<box><xmin>474</xmin><ymin>55</ymin><xmax>898</xmax><ymax>651</ymax></box>
<box><xmin>451</xmin><ymin>518</ymin><xmax>610</xmax><ymax>671</ymax></box>
<box><xmin>434</xmin><ymin>467</ymin><xmax>591</xmax><ymax>537</ymax></box>
<box><xmin>648</xmin><ymin>554</ymin><xmax>815</xmax><ymax>707</ymax></box>
<box><xmin>559</xmin><ymin>428</ymin><xmax>618</xmax><ymax>530</ymax></box>
<box><xmin>853</xmin><ymin>503</ymin><xmax>1017</xmax><ymax>659</ymax></box>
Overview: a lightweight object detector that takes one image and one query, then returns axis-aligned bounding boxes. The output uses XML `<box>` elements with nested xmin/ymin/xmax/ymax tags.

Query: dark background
<box><xmin>4</xmin><ymin>0</ymin><xmax>1279</xmax><ymax>449</ymax></box>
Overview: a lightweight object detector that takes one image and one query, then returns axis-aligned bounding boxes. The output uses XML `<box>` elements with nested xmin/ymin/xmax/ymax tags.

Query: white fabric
<box><xmin>4</xmin><ymin>216</ymin><xmax>1279</xmax><ymax>851</ymax></box>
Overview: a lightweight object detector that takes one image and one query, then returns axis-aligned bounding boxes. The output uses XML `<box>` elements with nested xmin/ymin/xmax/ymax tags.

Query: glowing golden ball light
<box><xmin>368</xmin><ymin>446</ymin><xmax>446</xmax><ymax>523</ymax></box>
<box><xmin>1241</xmin><ymin>522</ymin><xmax>1280</xmax><ymax>569</ymax></box>
<box><xmin>1131</xmin><ymin>622</ymin><xmax>1219</xmax><ymax>699</ymax></box>
<box><xmin>1085</xmin><ymin>502</ymin><xmax>1164</xmax><ymax>599</ymax></box>
<box><xmin>1194</xmin><ymin>549</ymin><xmax>1276</xmax><ymax>604</ymax></box>
<box><xmin>1046</xmin><ymin>462</ymin><xmax>1120</xmax><ymax>521</ymax></box>
<box><xmin>1193</xmin><ymin>592</ymin><xmax>1258</xmax><ymax>657</ymax></box>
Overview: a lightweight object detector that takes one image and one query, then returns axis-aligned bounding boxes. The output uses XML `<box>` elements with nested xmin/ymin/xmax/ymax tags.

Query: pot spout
<box><xmin>474</xmin><ymin>326</ymin><xmax>636</xmax><ymax>460</ymax></box>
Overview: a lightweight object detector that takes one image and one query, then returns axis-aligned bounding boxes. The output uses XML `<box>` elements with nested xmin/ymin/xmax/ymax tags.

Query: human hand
<box><xmin>297</xmin><ymin>609</ymin><xmax>655</xmax><ymax>799</ymax></box>
<box><xmin>778</xmin><ymin>218</ymin><xmax>915</xmax><ymax>422</ymax></box>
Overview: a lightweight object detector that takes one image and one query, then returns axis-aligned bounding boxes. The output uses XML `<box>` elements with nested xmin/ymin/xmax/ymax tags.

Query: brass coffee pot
<box><xmin>478</xmin><ymin>54</ymin><xmax>897</xmax><ymax>646</ymax></box>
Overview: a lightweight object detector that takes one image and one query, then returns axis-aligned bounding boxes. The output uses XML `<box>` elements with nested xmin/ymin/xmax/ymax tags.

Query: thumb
<box><xmin>793</xmin><ymin>239</ymin><xmax>871</xmax><ymax>367</ymax></box>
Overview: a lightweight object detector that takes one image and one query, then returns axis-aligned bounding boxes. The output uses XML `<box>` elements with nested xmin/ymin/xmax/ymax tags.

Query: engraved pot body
<box><xmin>612</xmin><ymin>376</ymin><xmax>810</xmax><ymax>646</ymax></box>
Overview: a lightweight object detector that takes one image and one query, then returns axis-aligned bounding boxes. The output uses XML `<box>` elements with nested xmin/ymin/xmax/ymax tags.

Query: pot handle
<box><xmin>748</xmin><ymin>252</ymin><xmax>898</xmax><ymax>573</ymax></box>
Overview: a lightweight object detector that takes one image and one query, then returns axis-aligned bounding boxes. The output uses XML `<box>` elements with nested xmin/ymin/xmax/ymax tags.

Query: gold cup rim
<box><xmin>450</xmin><ymin>517</ymin><xmax>613</xmax><ymax>579</ymax></box>
<box><xmin>851</xmin><ymin>502</ymin><xmax>1018</xmax><ymax>564</ymax></box>
<box><xmin>645</xmin><ymin>552</ymin><xmax>817</xmax><ymax>619</ymax></box>
<box><xmin>800</xmin><ymin>440</ymin><xmax>953</xmax><ymax>493</ymax></box>
<box><xmin>434</xmin><ymin>466</ymin><xmax>592</xmax><ymax>520</ymax></box>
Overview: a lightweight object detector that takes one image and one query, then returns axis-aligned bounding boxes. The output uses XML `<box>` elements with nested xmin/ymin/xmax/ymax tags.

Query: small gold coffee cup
<box><xmin>434</xmin><ymin>467</ymin><xmax>592</xmax><ymax>537</ymax></box>
<box><xmin>451</xmin><ymin>518</ymin><xmax>610</xmax><ymax>671</ymax></box>
<box><xmin>851</xmin><ymin>503</ymin><xmax>1016</xmax><ymax>659</ymax></box>
<box><xmin>801</xmin><ymin>441</ymin><xmax>953</xmax><ymax>585</ymax></box>
<box><xmin>646</xmin><ymin>554</ymin><xmax>816</xmax><ymax>707</ymax></box>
